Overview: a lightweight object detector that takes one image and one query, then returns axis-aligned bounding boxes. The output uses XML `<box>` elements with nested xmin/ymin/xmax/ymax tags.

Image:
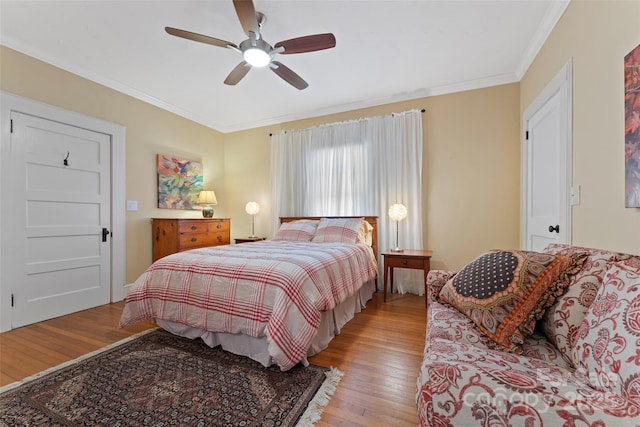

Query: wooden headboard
<box><xmin>279</xmin><ymin>216</ymin><xmax>378</xmax><ymax>258</ymax></box>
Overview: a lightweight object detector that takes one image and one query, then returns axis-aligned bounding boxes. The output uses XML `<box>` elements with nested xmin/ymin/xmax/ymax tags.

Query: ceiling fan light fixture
<box><xmin>243</xmin><ymin>47</ymin><xmax>270</xmax><ymax>67</ymax></box>
<box><xmin>165</xmin><ymin>0</ymin><xmax>336</xmax><ymax>88</ymax></box>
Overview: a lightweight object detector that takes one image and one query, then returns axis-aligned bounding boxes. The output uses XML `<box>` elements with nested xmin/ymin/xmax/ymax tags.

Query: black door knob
<box><xmin>548</xmin><ymin>225</ymin><xmax>560</xmax><ymax>233</ymax></box>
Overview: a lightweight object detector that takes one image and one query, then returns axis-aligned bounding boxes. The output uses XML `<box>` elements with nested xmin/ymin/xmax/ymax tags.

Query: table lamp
<box><xmin>197</xmin><ymin>190</ymin><xmax>217</xmax><ymax>218</ymax></box>
<box><xmin>245</xmin><ymin>201</ymin><xmax>260</xmax><ymax>237</ymax></box>
<box><xmin>388</xmin><ymin>203</ymin><xmax>407</xmax><ymax>252</ymax></box>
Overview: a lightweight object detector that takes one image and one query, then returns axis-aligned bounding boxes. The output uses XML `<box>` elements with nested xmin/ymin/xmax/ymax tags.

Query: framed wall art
<box><xmin>157</xmin><ymin>154</ymin><xmax>203</xmax><ymax>209</ymax></box>
<box><xmin>625</xmin><ymin>43</ymin><xmax>640</xmax><ymax>208</ymax></box>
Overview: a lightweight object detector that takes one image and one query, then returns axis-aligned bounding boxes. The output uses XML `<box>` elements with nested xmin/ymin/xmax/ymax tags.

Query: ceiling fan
<box><xmin>165</xmin><ymin>0</ymin><xmax>336</xmax><ymax>90</ymax></box>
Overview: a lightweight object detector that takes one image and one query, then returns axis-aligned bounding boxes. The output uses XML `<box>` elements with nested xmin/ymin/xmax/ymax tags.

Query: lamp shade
<box><xmin>197</xmin><ymin>190</ymin><xmax>218</xmax><ymax>205</ymax></box>
<box><xmin>245</xmin><ymin>202</ymin><xmax>260</xmax><ymax>215</ymax></box>
<box><xmin>388</xmin><ymin>203</ymin><xmax>408</xmax><ymax>221</ymax></box>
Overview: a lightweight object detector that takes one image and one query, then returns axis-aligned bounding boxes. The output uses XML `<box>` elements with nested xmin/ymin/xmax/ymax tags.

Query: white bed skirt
<box><xmin>156</xmin><ymin>278</ymin><xmax>376</xmax><ymax>368</ymax></box>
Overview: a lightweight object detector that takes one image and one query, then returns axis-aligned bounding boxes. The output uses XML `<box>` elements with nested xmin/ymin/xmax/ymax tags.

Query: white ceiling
<box><xmin>0</xmin><ymin>0</ymin><xmax>569</xmax><ymax>133</ymax></box>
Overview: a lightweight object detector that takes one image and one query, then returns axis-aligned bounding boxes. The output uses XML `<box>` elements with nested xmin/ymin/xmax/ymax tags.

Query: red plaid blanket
<box><xmin>120</xmin><ymin>241</ymin><xmax>377</xmax><ymax>370</ymax></box>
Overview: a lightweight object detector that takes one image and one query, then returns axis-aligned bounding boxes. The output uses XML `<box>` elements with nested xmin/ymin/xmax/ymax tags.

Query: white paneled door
<box><xmin>523</xmin><ymin>62</ymin><xmax>572</xmax><ymax>252</ymax></box>
<box><xmin>10</xmin><ymin>111</ymin><xmax>111</xmax><ymax>328</ymax></box>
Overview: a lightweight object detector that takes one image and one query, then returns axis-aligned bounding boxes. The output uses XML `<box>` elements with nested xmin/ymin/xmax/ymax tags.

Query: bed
<box><xmin>120</xmin><ymin>216</ymin><xmax>378</xmax><ymax>371</ymax></box>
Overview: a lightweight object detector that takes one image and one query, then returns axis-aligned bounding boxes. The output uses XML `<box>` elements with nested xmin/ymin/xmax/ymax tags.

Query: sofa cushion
<box><xmin>426</xmin><ymin>270</ymin><xmax>457</xmax><ymax>306</ymax></box>
<box><xmin>541</xmin><ymin>243</ymin><xmax>638</xmax><ymax>365</ymax></box>
<box><xmin>417</xmin><ymin>333</ymin><xmax>640</xmax><ymax>426</ymax></box>
<box><xmin>521</xmin><ymin>331</ymin><xmax>573</xmax><ymax>369</ymax></box>
<box><xmin>572</xmin><ymin>259</ymin><xmax>640</xmax><ymax>403</ymax></box>
<box><xmin>439</xmin><ymin>250</ymin><xmax>584</xmax><ymax>352</ymax></box>
<box><xmin>427</xmin><ymin>301</ymin><xmax>492</xmax><ymax>348</ymax></box>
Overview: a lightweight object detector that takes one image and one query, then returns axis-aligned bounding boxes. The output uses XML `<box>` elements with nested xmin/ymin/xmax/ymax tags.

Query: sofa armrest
<box><xmin>427</xmin><ymin>270</ymin><xmax>457</xmax><ymax>305</ymax></box>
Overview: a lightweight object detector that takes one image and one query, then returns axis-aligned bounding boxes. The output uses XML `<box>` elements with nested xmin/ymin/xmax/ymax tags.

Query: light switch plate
<box><xmin>126</xmin><ymin>200</ymin><xmax>138</xmax><ymax>211</ymax></box>
<box><xmin>570</xmin><ymin>186</ymin><xmax>580</xmax><ymax>206</ymax></box>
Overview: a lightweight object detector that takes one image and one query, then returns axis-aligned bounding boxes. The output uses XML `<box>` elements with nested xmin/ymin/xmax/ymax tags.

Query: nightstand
<box><xmin>234</xmin><ymin>237</ymin><xmax>266</xmax><ymax>244</ymax></box>
<box><xmin>382</xmin><ymin>249</ymin><xmax>433</xmax><ymax>307</ymax></box>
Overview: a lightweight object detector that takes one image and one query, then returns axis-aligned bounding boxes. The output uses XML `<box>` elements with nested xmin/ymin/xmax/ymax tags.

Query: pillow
<box><xmin>438</xmin><ymin>249</ymin><xmax>585</xmax><ymax>352</ymax></box>
<box><xmin>539</xmin><ymin>245</ymin><xmax>623</xmax><ymax>365</ymax></box>
<box><xmin>311</xmin><ymin>217</ymin><xmax>364</xmax><ymax>244</ymax></box>
<box><xmin>359</xmin><ymin>220</ymin><xmax>374</xmax><ymax>246</ymax></box>
<box><xmin>571</xmin><ymin>260</ymin><xmax>640</xmax><ymax>402</ymax></box>
<box><xmin>271</xmin><ymin>220</ymin><xmax>318</xmax><ymax>242</ymax></box>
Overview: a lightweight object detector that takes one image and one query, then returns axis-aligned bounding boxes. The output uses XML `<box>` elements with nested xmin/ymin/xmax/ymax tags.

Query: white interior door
<box><xmin>523</xmin><ymin>62</ymin><xmax>572</xmax><ymax>252</ymax></box>
<box><xmin>10</xmin><ymin>111</ymin><xmax>111</xmax><ymax>327</ymax></box>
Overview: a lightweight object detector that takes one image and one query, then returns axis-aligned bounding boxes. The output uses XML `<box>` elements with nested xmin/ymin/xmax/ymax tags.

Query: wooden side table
<box><xmin>234</xmin><ymin>237</ymin><xmax>266</xmax><ymax>244</ymax></box>
<box><xmin>382</xmin><ymin>249</ymin><xmax>433</xmax><ymax>307</ymax></box>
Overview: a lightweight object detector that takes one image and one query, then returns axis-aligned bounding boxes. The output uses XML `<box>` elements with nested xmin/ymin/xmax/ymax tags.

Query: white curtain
<box><xmin>270</xmin><ymin>109</ymin><xmax>424</xmax><ymax>294</ymax></box>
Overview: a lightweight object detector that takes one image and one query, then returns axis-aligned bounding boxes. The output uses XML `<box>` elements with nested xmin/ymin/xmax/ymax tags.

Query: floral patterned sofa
<box><xmin>416</xmin><ymin>244</ymin><xmax>640</xmax><ymax>426</ymax></box>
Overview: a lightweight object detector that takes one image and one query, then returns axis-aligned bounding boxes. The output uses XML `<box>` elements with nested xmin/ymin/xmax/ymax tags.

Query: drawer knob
<box><xmin>191</xmin><ymin>237</ymin><xmax>197</xmax><ymax>242</ymax></box>
<box><xmin>191</xmin><ymin>225</ymin><xmax>197</xmax><ymax>230</ymax></box>
<box><xmin>217</xmin><ymin>224</ymin><xmax>222</xmax><ymax>229</ymax></box>
<box><xmin>217</xmin><ymin>235</ymin><xmax>222</xmax><ymax>241</ymax></box>
<box><xmin>402</xmin><ymin>259</ymin><xmax>408</xmax><ymax>265</ymax></box>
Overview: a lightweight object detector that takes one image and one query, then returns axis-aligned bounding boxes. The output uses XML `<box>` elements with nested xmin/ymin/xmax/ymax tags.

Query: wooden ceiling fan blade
<box><xmin>233</xmin><ymin>0</ymin><xmax>260</xmax><ymax>38</ymax></box>
<box><xmin>224</xmin><ymin>62</ymin><xmax>251</xmax><ymax>85</ymax></box>
<box><xmin>270</xmin><ymin>61</ymin><xmax>308</xmax><ymax>90</ymax></box>
<box><xmin>165</xmin><ymin>27</ymin><xmax>238</xmax><ymax>50</ymax></box>
<box><xmin>274</xmin><ymin>33</ymin><xmax>336</xmax><ymax>54</ymax></box>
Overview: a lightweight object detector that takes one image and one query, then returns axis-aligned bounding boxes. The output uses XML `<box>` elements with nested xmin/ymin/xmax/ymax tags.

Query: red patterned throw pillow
<box><xmin>572</xmin><ymin>260</ymin><xmax>640</xmax><ymax>402</ymax></box>
<box><xmin>439</xmin><ymin>250</ymin><xmax>585</xmax><ymax>352</ymax></box>
<box><xmin>539</xmin><ymin>244</ymin><xmax>632</xmax><ymax>365</ymax></box>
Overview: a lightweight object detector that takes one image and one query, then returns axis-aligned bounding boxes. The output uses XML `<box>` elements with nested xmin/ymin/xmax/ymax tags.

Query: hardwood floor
<box><xmin>0</xmin><ymin>292</ymin><xmax>427</xmax><ymax>426</ymax></box>
<box><xmin>0</xmin><ymin>303</ymin><xmax>156</xmax><ymax>386</ymax></box>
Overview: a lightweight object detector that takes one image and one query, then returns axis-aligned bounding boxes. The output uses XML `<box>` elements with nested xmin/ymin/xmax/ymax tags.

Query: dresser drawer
<box><xmin>210</xmin><ymin>232</ymin><xmax>230</xmax><ymax>245</ymax></box>
<box><xmin>178</xmin><ymin>221</ymin><xmax>208</xmax><ymax>234</ymax></box>
<box><xmin>179</xmin><ymin>231</ymin><xmax>217</xmax><ymax>249</ymax></box>
<box><xmin>207</xmin><ymin>220</ymin><xmax>230</xmax><ymax>234</ymax></box>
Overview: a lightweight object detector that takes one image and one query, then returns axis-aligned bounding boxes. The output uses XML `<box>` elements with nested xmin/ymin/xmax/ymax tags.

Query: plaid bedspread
<box><xmin>120</xmin><ymin>241</ymin><xmax>377</xmax><ymax>370</ymax></box>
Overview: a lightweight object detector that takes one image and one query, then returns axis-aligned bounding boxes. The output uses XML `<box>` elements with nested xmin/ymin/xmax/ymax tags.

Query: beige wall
<box><xmin>0</xmin><ymin>46</ymin><xmax>226</xmax><ymax>282</ymax></box>
<box><xmin>224</xmin><ymin>84</ymin><xmax>522</xmax><ymax>271</ymax></box>
<box><xmin>520</xmin><ymin>0</ymin><xmax>640</xmax><ymax>255</ymax></box>
<box><xmin>1</xmin><ymin>0</ymin><xmax>636</xmax><ymax>304</ymax></box>
<box><xmin>0</xmin><ymin>44</ymin><xmax>522</xmax><ymax>281</ymax></box>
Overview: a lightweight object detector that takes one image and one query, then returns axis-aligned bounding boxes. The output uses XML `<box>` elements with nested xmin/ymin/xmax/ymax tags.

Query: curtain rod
<box><xmin>269</xmin><ymin>108</ymin><xmax>426</xmax><ymax>136</ymax></box>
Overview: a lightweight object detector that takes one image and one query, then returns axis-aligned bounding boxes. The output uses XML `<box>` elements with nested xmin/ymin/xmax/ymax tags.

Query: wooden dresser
<box><xmin>152</xmin><ymin>218</ymin><xmax>231</xmax><ymax>261</ymax></box>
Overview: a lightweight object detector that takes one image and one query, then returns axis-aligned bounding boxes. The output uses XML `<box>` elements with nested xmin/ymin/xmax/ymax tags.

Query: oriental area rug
<box><xmin>0</xmin><ymin>329</ymin><xmax>342</xmax><ymax>427</ymax></box>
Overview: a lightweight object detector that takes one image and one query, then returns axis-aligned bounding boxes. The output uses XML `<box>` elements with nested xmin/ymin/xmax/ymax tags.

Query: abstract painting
<box><xmin>625</xmin><ymin>43</ymin><xmax>640</xmax><ymax>208</ymax></box>
<box><xmin>157</xmin><ymin>154</ymin><xmax>203</xmax><ymax>209</ymax></box>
